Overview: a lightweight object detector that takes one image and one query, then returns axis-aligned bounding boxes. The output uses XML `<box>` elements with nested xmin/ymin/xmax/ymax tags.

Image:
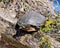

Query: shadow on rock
<box><xmin>13</xmin><ymin>24</ymin><xmax>34</xmax><ymax>38</ymax></box>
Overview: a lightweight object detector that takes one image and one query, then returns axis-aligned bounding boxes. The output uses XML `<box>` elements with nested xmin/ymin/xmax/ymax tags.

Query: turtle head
<box><xmin>18</xmin><ymin>23</ymin><xmax>39</xmax><ymax>32</ymax></box>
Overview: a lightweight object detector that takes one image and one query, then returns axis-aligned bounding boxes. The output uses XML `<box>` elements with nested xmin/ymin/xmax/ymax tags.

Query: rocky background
<box><xmin>0</xmin><ymin>0</ymin><xmax>60</xmax><ymax>48</ymax></box>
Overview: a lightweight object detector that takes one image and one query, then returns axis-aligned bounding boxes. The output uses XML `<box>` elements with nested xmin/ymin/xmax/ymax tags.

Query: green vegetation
<box><xmin>40</xmin><ymin>36</ymin><xmax>51</xmax><ymax>48</ymax></box>
<box><xmin>40</xmin><ymin>15</ymin><xmax>60</xmax><ymax>33</ymax></box>
<box><xmin>40</xmin><ymin>19</ymin><xmax>54</xmax><ymax>33</ymax></box>
<box><xmin>33</xmin><ymin>14</ymin><xmax>60</xmax><ymax>48</ymax></box>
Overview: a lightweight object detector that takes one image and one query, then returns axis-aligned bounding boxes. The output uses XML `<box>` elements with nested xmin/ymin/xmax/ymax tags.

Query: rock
<box><xmin>0</xmin><ymin>34</ymin><xmax>1</xmax><ymax>41</ymax></box>
<box><xmin>0</xmin><ymin>1</ymin><xmax>18</xmax><ymax>24</ymax></box>
<box><xmin>0</xmin><ymin>18</ymin><xmax>16</xmax><ymax>37</ymax></box>
<box><xmin>19</xmin><ymin>34</ymin><xmax>40</xmax><ymax>48</ymax></box>
<box><xmin>5</xmin><ymin>27</ymin><xmax>16</xmax><ymax>36</ymax></box>
<box><xmin>46</xmin><ymin>35</ymin><xmax>60</xmax><ymax>48</ymax></box>
<box><xmin>25</xmin><ymin>0</ymin><xmax>56</xmax><ymax>16</ymax></box>
<box><xmin>0</xmin><ymin>7</ymin><xmax>17</xmax><ymax>24</ymax></box>
<box><xmin>58</xmin><ymin>30</ymin><xmax>60</xmax><ymax>34</ymax></box>
<box><xmin>0</xmin><ymin>0</ymin><xmax>56</xmax><ymax>24</ymax></box>
<box><xmin>1</xmin><ymin>33</ymin><xmax>29</xmax><ymax>48</ymax></box>
<box><xmin>0</xmin><ymin>20</ymin><xmax>9</xmax><ymax>33</ymax></box>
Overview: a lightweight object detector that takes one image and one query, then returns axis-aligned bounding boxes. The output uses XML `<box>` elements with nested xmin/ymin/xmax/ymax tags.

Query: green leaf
<box><xmin>45</xmin><ymin>19</ymin><xmax>53</xmax><ymax>26</ymax></box>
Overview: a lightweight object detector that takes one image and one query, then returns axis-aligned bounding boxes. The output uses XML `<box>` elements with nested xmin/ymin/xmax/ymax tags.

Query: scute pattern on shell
<box><xmin>19</xmin><ymin>11</ymin><xmax>46</xmax><ymax>27</ymax></box>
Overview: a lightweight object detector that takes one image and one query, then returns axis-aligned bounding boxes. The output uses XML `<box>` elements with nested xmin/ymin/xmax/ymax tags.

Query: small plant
<box><xmin>40</xmin><ymin>19</ymin><xmax>54</xmax><ymax>33</ymax></box>
<box><xmin>40</xmin><ymin>36</ymin><xmax>51</xmax><ymax>48</ymax></box>
<box><xmin>39</xmin><ymin>17</ymin><xmax>59</xmax><ymax>33</ymax></box>
<box><xmin>45</xmin><ymin>19</ymin><xmax>53</xmax><ymax>26</ymax></box>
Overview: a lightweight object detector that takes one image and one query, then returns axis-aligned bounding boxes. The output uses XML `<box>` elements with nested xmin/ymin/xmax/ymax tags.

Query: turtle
<box><xmin>17</xmin><ymin>11</ymin><xmax>46</xmax><ymax>32</ymax></box>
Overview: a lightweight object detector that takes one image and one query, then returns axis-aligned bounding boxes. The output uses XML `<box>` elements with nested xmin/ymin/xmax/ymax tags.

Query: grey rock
<box><xmin>0</xmin><ymin>7</ymin><xmax>17</xmax><ymax>24</ymax></box>
<box><xmin>0</xmin><ymin>1</ymin><xmax>18</xmax><ymax>24</ymax></box>
<box><xmin>25</xmin><ymin>0</ymin><xmax>56</xmax><ymax>16</ymax></box>
<box><xmin>19</xmin><ymin>34</ymin><xmax>40</xmax><ymax>48</ymax></box>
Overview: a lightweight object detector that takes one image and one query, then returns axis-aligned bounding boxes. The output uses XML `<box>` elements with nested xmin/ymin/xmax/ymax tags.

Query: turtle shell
<box><xmin>18</xmin><ymin>11</ymin><xmax>46</xmax><ymax>27</ymax></box>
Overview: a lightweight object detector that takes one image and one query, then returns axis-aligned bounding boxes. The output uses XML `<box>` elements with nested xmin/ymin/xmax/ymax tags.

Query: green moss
<box><xmin>40</xmin><ymin>25</ymin><xmax>52</xmax><ymax>33</ymax></box>
<box><xmin>45</xmin><ymin>19</ymin><xmax>53</xmax><ymax>26</ymax></box>
<box><xmin>40</xmin><ymin>36</ymin><xmax>51</xmax><ymax>48</ymax></box>
<box><xmin>39</xmin><ymin>17</ymin><xmax>59</xmax><ymax>33</ymax></box>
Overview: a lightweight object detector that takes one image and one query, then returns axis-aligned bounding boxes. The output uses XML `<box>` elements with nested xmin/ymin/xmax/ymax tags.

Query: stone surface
<box><xmin>0</xmin><ymin>7</ymin><xmax>17</xmax><ymax>24</ymax></box>
<box><xmin>0</xmin><ymin>0</ymin><xmax>56</xmax><ymax>24</ymax></box>
<box><xmin>19</xmin><ymin>34</ymin><xmax>40</xmax><ymax>48</ymax></box>
<box><xmin>0</xmin><ymin>1</ymin><xmax>18</xmax><ymax>24</ymax></box>
<box><xmin>25</xmin><ymin>0</ymin><xmax>56</xmax><ymax>16</ymax></box>
<box><xmin>0</xmin><ymin>33</ymin><xmax>29</xmax><ymax>48</ymax></box>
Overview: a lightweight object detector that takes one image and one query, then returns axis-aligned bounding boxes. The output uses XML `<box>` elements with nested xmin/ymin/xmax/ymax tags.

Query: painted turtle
<box><xmin>18</xmin><ymin>11</ymin><xmax>46</xmax><ymax>32</ymax></box>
